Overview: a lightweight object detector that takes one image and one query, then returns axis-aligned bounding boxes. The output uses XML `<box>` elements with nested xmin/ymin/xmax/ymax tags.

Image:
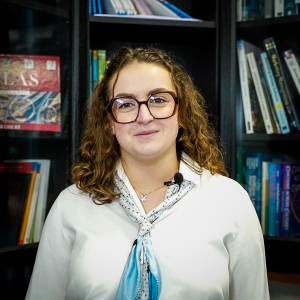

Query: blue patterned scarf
<box><xmin>114</xmin><ymin>173</ymin><xmax>194</xmax><ymax>300</ymax></box>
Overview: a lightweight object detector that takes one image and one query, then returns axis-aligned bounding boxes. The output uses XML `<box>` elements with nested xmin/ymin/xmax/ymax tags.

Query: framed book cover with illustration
<box><xmin>0</xmin><ymin>54</ymin><xmax>61</xmax><ymax>132</ymax></box>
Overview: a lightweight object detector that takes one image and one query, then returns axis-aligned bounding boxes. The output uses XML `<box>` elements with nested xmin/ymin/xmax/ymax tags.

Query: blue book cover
<box><xmin>274</xmin><ymin>163</ymin><xmax>281</xmax><ymax>236</ymax></box>
<box><xmin>290</xmin><ymin>163</ymin><xmax>300</xmax><ymax>237</ymax></box>
<box><xmin>92</xmin><ymin>0</ymin><xmax>97</xmax><ymax>15</ymax></box>
<box><xmin>92</xmin><ymin>50</ymin><xmax>98</xmax><ymax>90</ymax></box>
<box><xmin>268</xmin><ymin>162</ymin><xmax>280</xmax><ymax>236</ymax></box>
<box><xmin>285</xmin><ymin>0</ymin><xmax>298</xmax><ymax>16</ymax></box>
<box><xmin>158</xmin><ymin>0</ymin><xmax>192</xmax><ymax>18</ymax></box>
<box><xmin>245</xmin><ymin>152</ymin><xmax>284</xmax><ymax>222</ymax></box>
<box><xmin>97</xmin><ymin>0</ymin><xmax>102</xmax><ymax>14</ymax></box>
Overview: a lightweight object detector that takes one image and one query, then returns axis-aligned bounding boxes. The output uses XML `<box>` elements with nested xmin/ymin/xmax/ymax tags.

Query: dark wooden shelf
<box><xmin>89</xmin><ymin>15</ymin><xmax>215</xmax><ymax>28</ymax></box>
<box><xmin>0</xmin><ymin>130</ymin><xmax>68</xmax><ymax>139</ymax></box>
<box><xmin>237</xmin><ymin>15</ymin><xmax>300</xmax><ymax>29</ymax></box>
<box><xmin>241</xmin><ymin>133</ymin><xmax>300</xmax><ymax>142</ymax></box>
<box><xmin>0</xmin><ymin>243</ymin><xmax>38</xmax><ymax>260</ymax></box>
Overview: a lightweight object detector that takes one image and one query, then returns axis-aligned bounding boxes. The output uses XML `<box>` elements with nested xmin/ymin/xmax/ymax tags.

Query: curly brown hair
<box><xmin>72</xmin><ymin>46</ymin><xmax>228</xmax><ymax>204</ymax></box>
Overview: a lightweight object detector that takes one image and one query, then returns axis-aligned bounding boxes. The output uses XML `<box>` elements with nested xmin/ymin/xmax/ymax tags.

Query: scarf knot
<box><xmin>138</xmin><ymin>219</ymin><xmax>153</xmax><ymax>237</ymax></box>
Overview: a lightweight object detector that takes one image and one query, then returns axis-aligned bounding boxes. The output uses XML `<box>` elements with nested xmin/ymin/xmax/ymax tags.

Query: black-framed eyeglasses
<box><xmin>108</xmin><ymin>91</ymin><xmax>179</xmax><ymax>124</ymax></box>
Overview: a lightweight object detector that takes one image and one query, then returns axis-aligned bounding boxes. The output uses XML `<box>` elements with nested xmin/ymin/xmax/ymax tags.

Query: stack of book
<box><xmin>237</xmin><ymin>0</ymin><xmax>299</xmax><ymax>21</ymax></box>
<box><xmin>237</xmin><ymin>37</ymin><xmax>300</xmax><ymax>134</ymax></box>
<box><xmin>89</xmin><ymin>0</ymin><xmax>197</xmax><ymax>20</ymax></box>
<box><xmin>244</xmin><ymin>152</ymin><xmax>300</xmax><ymax>237</ymax></box>
<box><xmin>89</xmin><ymin>49</ymin><xmax>106</xmax><ymax>97</ymax></box>
<box><xmin>0</xmin><ymin>159</ymin><xmax>51</xmax><ymax>247</ymax></box>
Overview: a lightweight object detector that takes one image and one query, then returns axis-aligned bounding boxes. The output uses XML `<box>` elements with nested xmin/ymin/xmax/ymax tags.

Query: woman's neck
<box><xmin>121</xmin><ymin>152</ymin><xmax>179</xmax><ymax>193</ymax></box>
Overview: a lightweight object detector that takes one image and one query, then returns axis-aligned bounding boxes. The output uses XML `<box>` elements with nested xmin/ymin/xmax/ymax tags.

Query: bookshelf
<box><xmin>0</xmin><ymin>0</ymin><xmax>84</xmax><ymax>297</ymax></box>
<box><xmin>219</xmin><ymin>0</ymin><xmax>300</xmax><ymax>282</ymax></box>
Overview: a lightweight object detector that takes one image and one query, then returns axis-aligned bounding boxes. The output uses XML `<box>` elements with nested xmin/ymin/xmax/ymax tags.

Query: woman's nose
<box><xmin>136</xmin><ymin>103</ymin><xmax>154</xmax><ymax>124</ymax></box>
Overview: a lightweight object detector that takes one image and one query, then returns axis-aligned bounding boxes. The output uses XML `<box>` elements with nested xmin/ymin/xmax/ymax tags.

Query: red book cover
<box><xmin>0</xmin><ymin>54</ymin><xmax>61</xmax><ymax>132</ymax></box>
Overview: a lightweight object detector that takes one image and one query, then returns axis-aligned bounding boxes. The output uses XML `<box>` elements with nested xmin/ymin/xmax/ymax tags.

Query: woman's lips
<box><xmin>135</xmin><ymin>130</ymin><xmax>158</xmax><ymax>138</ymax></box>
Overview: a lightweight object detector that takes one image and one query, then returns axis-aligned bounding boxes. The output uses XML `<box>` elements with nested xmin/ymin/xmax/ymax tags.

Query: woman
<box><xmin>26</xmin><ymin>47</ymin><xmax>269</xmax><ymax>300</ymax></box>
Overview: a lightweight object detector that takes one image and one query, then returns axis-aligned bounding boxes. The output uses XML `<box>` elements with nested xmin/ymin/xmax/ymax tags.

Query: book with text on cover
<box><xmin>0</xmin><ymin>54</ymin><xmax>61</xmax><ymax>132</ymax></box>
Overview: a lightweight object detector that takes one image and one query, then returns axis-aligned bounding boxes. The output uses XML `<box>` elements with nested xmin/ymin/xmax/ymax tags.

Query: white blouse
<box><xmin>26</xmin><ymin>158</ymin><xmax>270</xmax><ymax>300</ymax></box>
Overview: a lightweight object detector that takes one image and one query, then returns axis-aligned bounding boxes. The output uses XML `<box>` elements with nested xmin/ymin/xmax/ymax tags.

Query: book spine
<box><xmin>261</xmin><ymin>52</ymin><xmax>290</xmax><ymax>134</ymax></box>
<box><xmin>264</xmin><ymin>0</ymin><xmax>274</xmax><ymax>18</ymax></box>
<box><xmin>89</xmin><ymin>50</ymin><xmax>93</xmax><ymax>97</ymax></box>
<box><xmin>143</xmin><ymin>0</ymin><xmax>180</xmax><ymax>18</ymax></box>
<box><xmin>274</xmin><ymin>0</ymin><xmax>284</xmax><ymax>17</ymax></box>
<box><xmin>237</xmin><ymin>0</ymin><xmax>242</xmax><ymax>21</ymax></box>
<box><xmin>263</xmin><ymin>38</ymin><xmax>300</xmax><ymax>132</ymax></box>
<box><xmin>290</xmin><ymin>164</ymin><xmax>300</xmax><ymax>237</ymax></box>
<box><xmin>93</xmin><ymin>50</ymin><xmax>98</xmax><ymax>89</ymax></box>
<box><xmin>285</xmin><ymin>0</ymin><xmax>298</xmax><ymax>15</ymax></box>
<box><xmin>274</xmin><ymin>163</ymin><xmax>281</xmax><ymax>236</ymax></box>
<box><xmin>158</xmin><ymin>0</ymin><xmax>192</xmax><ymax>18</ymax></box>
<box><xmin>247</xmin><ymin>52</ymin><xmax>274</xmax><ymax>133</ymax></box>
<box><xmin>97</xmin><ymin>50</ymin><xmax>106</xmax><ymax>83</ymax></box>
<box><xmin>242</xmin><ymin>0</ymin><xmax>261</xmax><ymax>21</ymax></box>
<box><xmin>245</xmin><ymin>153</ymin><xmax>262</xmax><ymax>220</ymax></box>
<box><xmin>268</xmin><ymin>163</ymin><xmax>278</xmax><ymax>236</ymax></box>
<box><xmin>97</xmin><ymin>0</ymin><xmax>103</xmax><ymax>14</ymax></box>
<box><xmin>17</xmin><ymin>162</ymin><xmax>39</xmax><ymax>245</ymax></box>
<box><xmin>281</xmin><ymin>163</ymin><xmax>291</xmax><ymax>237</ymax></box>
<box><xmin>262</xmin><ymin>161</ymin><xmax>270</xmax><ymax>234</ymax></box>
<box><xmin>138</xmin><ymin>0</ymin><xmax>154</xmax><ymax>14</ymax></box>
<box><xmin>237</xmin><ymin>40</ymin><xmax>254</xmax><ymax>133</ymax></box>
<box><xmin>258</xmin><ymin>58</ymin><xmax>281</xmax><ymax>133</ymax></box>
<box><xmin>283</xmin><ymin>50</ymin><xmax>300</xmax><ymax>95</ymax></box>
<box><xmin>92</xmin><ymin>0</ymin><xmax>97</xmax><ymax>15</ymax></box>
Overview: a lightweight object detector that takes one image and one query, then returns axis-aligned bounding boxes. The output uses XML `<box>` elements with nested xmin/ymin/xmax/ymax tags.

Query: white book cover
<box><xmin>283</xmin><ymin>49</ymin><xmax>300</xmax><ymax>95</ymax></box>
<box><xmin>260</xmin><ymin>52</ymin><xmax>290</xmax><ymax>134</ymax></box>
<box><xmin>237</xmin><ymin>40</ymin><xmax>254</xmax><ymax>134</ymax></box>
<box><xmin>23</xmin><ymin>174</ymin><xmax>41</xmax><ymax>244</ymax></box>
<box><xmin>144</xmin><ymin>0</ymin><xmax>180</xmax><ymax>18</ymax></box>
<box><xmin>274</xmin><ymin>0</ymin><xmax>284</xmax><ymax>17</ymax></box>
<box><xmin>132</xmin><ymin>0</ymin><xmax>152</xmax><ymax>15</ymax></box>
<box><xmin>264</xmin><ymin>0</ymin><xmax>274</xmax><ymax>18</ymax></box>
<box><xmin>247</xmin><ymin>52</ymin><xmax>274</xmax><ymax>133</ymax></box>
<box><xmin>102</xmin><ymin>0</ymin><xmax>119</xmax><ymax>14</ymax></box>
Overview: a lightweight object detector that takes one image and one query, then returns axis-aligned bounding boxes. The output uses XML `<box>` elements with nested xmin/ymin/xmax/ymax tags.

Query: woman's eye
<box><xmin>118</xmin><ymin>102</ymin><xmax>135</xmax><ymax>109</ymax></box>
<box><xmin>151</xmin><ymin>97</ymin><xmax>166</xmax><ymax>104</ymax></box>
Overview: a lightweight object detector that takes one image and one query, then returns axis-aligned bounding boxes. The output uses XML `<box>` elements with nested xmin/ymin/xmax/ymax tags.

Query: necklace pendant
<box><xmin>140</xmin><ymin>194</ymin><xmax>147</xmax><ymax>202</ymax></box>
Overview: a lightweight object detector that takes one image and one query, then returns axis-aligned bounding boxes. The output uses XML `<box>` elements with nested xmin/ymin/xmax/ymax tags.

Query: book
<box><xmin>0</xmin><ymin>162</ymin><xmax>35</xmax><ymax>247</ymax></box>
<box><xmin>264</xmin><ymin>0</ymin><xmax>274</xmax><ymax>18</ymax></box>
<box><xmin>120</xmin><ymin>0</ymin><xmax>137</xmax><ymax>14</ymax></box>
<box><xmin>242</xmin><ymin>0</ymin><xmax>261</xmax><ymax>21</ymax></box>
<box><xmin>290</xmin><ymin>163</ymin><xmax>300</xmax><ymax>237</ymax></box>
<box><xmin>268</xmin><ymin>162</ymin><xmax>281</xmax><ymax>236</ymax></box>
<box><xmin>247</xmin><ymin>52</ymin><xmax>274</xmax><ymax>133</ymax></box>
<box><xmin>263</xmin><ymin>37</ymin><xmax>300</xmax><ymax>132</ymax></box>
<box><xmin>93</xmin><ymin>50</ymin><xmax>98</xmax><ymax>89</ymax></box>
<box><xmin>281</xmin><ymin>162</ymin><xmax>293</xmax><ymax>236</ymax></box>
<box><xmin>158</xmin><ymin>0</ymin><xmax>192</xmax><ymax>18</ymax></box>
<box><xmin>97</xmin><ymin>50</ymin><xmax>106</xmax><ymax>83</ymax></box>
<box><xmin>237</xmin><ymin>40</ymin><xmax>266</xmax><ymax>133</ymax></box>
<box><xmin>262</xmin><ymin>161</ymin><xmax>270</xmax><ymax>234</ymax></box>
<box><xmin>143</xmin><ymin>0</ymin><xmax>180</xmax><ymax>18</ymax></box>
<box><xmin>260</xmin><ymin>52</ymin><xmax>290</xmax><ymax>134</ymax></box>
<box><xmin>5</xmin><ymin>159</ymin><xmax>51</xmax><ymax>243</ymax></box>
<box><xmin>23</xmin><ymin>173</ymin><xmax>41</xmax><ymax>244</ymax></box>
<box><xmin>285</xmin><ymin>0</ymin><xmax>298</xmax><ymax>15</ymax></box>
<box><xmin>96</xmin><ymin>0</ymin><xmax>103</xmax><ymax>14</ymax></box>
<box><xmin>257</xmin><ymin>58</ymin><xmax>281</xmax><ymax>133</ymax></box>
<box><xmin>237</xmin><ymin>0</ymin><xmax>242</xmax><ymax>21</ymax></box>
<box><xmin>0</xmin><ymin>54</ymin><xmax>61</xmax><ymax>132</ymax></box>
<box><xmin>283</xmin><ymin>49</ymin><xmax>300</xmax><ymax>95</ymax></box>
<box><xmin>17</xmin><ymin>162</ymin><xmax>40</xmax><ymax>245</ymax></box>
<box><xmin>274</xmin><ymin>0</ymin><xmax>284</xmax><ymax>17</ymax></box>
<box><xmin>245</xmin><ymin>152</ymin><xmax>284</xmax><ymax>222</ymax></box>
<box><xmin>101</xmin><ymin>0</ymin><xmax>120</xmax><ymax>14</ymax></box>
<box><xmin>131</xmin><ymin>0</ymin><xmax>154</xmax><ymax>15</ymax></box>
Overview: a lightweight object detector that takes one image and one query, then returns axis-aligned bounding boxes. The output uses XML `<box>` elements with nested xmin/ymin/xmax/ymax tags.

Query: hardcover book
<box><xmin>263</xmin><ymin>37</ymin><xmax>300</xmax><ymax>132</ymax></box>
<box><xmin>0</xmin><ymin>54</ymin><xmax>61</xmax><ymax>132</ymax></box>
<box><xmin>289</xmin><ymin>163</ymin><xmax>300</xmax><ymax>237</ymax></box>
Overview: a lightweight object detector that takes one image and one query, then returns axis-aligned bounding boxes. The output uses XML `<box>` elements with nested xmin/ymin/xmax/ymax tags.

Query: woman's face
<box><xmin>110</xmin><ymin>62</ymin><xmax>179</xmax><ymax>162</ymax></box>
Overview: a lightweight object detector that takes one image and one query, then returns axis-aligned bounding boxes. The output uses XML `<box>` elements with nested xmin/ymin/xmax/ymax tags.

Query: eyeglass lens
<box><xmin>112</xmin><ymin>92</ymin><xmax>175</xmax><ymax>123</ymax></box>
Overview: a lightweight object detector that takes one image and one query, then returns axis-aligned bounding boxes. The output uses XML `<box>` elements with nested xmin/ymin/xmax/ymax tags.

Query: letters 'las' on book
<box><xmin>263</xmin><ymin>37</ymin><xmax>300</xmax><ymax>132</ymax></box>
<box><xmin>0</xmin><ymin>54</ymin><xmax>61</xmax><ymax>132</ymax></box>
<box><xmin>0</xmin><ymin>162</ymin><xmax>34</xmax><ymax>247</ymax></box>
<box><xmin>237</xmin><ymin>40</ymin><xmax>265</xmax><ymax>134</ymax></box>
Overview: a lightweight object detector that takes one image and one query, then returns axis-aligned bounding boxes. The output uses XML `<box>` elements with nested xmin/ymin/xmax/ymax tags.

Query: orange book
<box><xmin>17</xmin><ymin>163</ymin><xmax>40</xmax><ymax>245</ymax></box>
